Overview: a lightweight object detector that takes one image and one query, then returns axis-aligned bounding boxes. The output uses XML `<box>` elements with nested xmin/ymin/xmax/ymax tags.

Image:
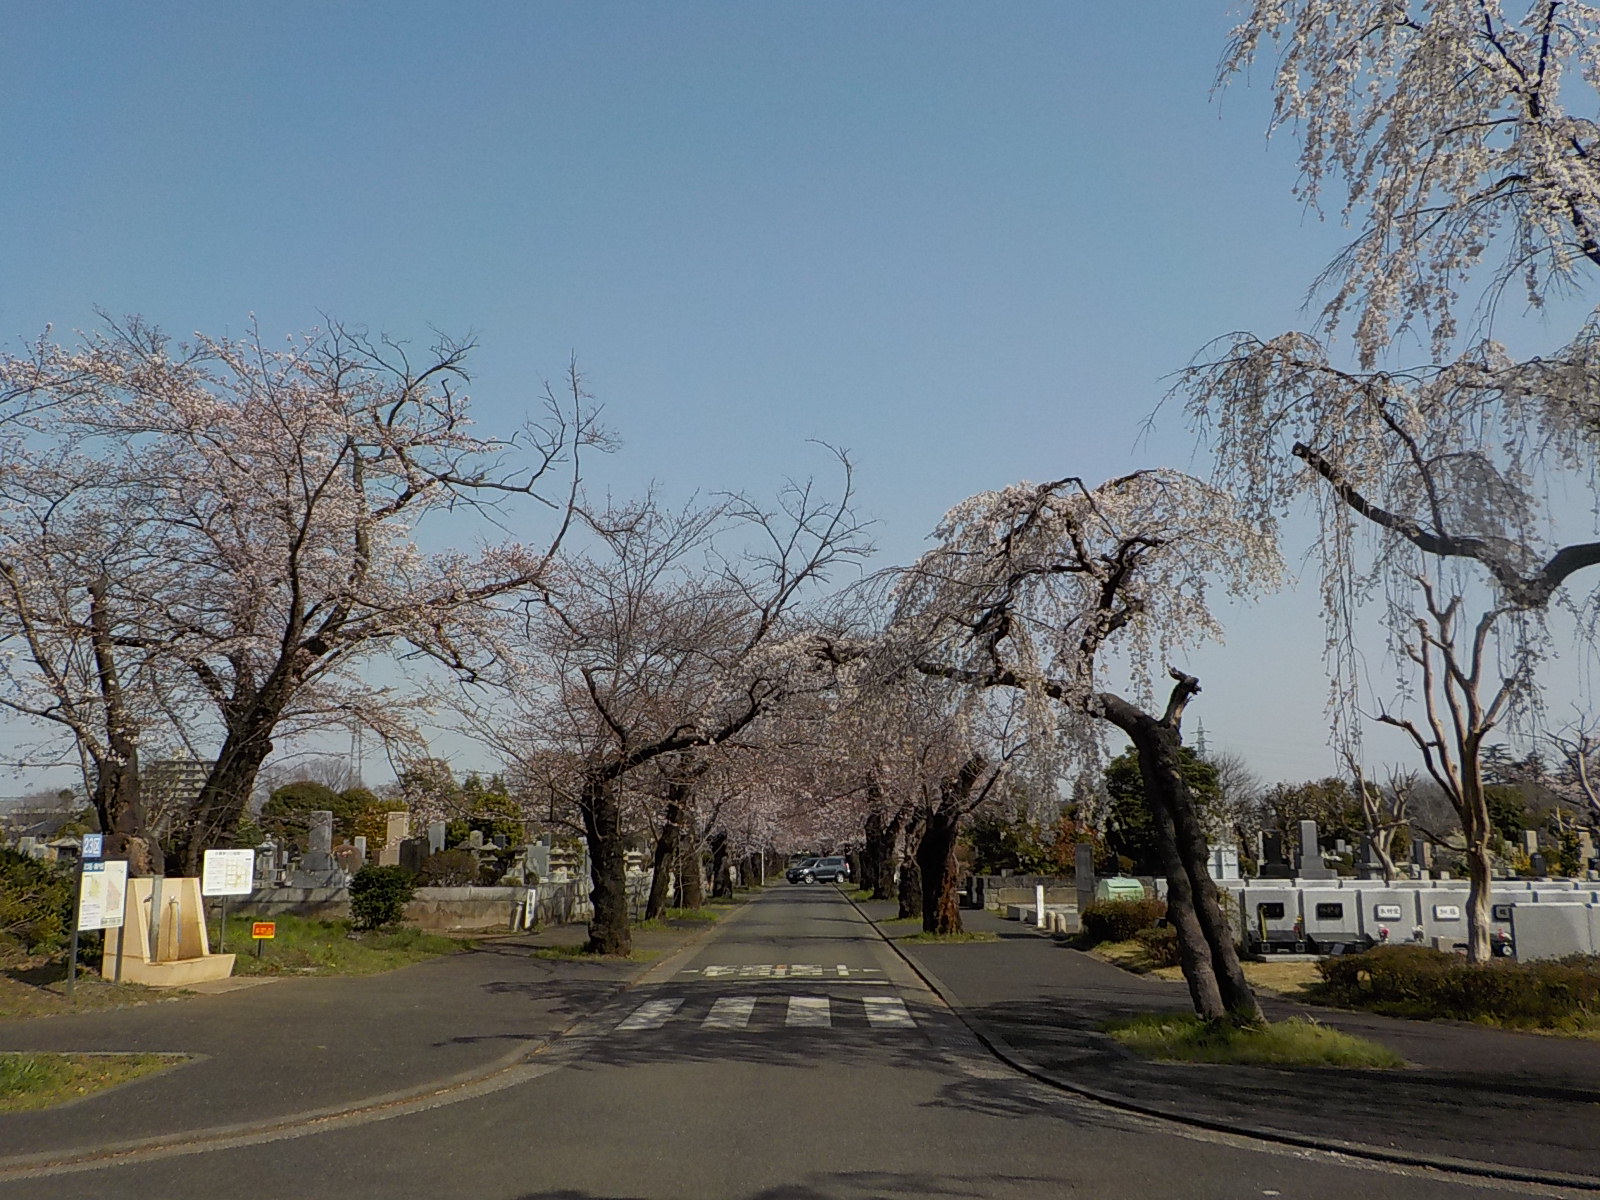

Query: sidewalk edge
<box><xmin>846</xmin><ymin>894</ymin><xmax>1600</xmax><ymax>1195</ymax></box>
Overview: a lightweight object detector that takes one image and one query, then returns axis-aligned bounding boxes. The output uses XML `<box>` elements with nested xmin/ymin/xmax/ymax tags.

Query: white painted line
<box><xmin>702</xmin><ymin>996</ymin><xmax>757</xmax><ymax>1030</ymax></box>
<box><xmin>615</xmin><ymin>998</ymin><xmax>684</xmax><ymax>1031</ymax></box>
<box><xmin>786</xmin><ymin>996</ymin><xmax>831</xmax><ymax>1028</ymax></box>
<box><xmin>862</xmin><ymin>996</ymin><xmax>916</xmax><ymax>1029</ymax></box>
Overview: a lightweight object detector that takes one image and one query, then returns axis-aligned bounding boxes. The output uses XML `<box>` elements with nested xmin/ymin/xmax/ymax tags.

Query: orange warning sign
<box><xmin>251</xmin><ymin>921</ymin><xmax>277</xmax><ymax>940</ymax></box>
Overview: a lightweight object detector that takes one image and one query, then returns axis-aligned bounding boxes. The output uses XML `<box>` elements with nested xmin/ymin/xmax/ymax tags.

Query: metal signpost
<box><xmin>201</xmin><ymin>848</ymin><xmax>258</xmax><ymax>954</ymax></box>
<box><xmin>69</xmin><ymin>834</ymin><xmax>126</xmax><ymax>998</ymax></box>
<box><xmin>251</xmin><ymin>920</ymin><xmax>276</xmax><ymax>959</ymax></box>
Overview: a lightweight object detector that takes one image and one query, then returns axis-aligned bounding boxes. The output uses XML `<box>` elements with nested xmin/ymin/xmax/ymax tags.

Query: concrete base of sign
<box><xmin>101</xmin><ymin>877</ymin><xmax>235</xmax><ymax>988</ymax></box>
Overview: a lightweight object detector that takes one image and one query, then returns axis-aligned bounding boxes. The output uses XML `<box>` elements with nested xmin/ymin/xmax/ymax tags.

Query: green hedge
<box><xmin>0</xmin><ymin>849</ymin><xmax>74</xmax><ymax>955</ymax></box>
<box><xmin>349</xmin><ymin>865</ymin><xmax>417</xmax><ymax>931</ymax></box>
<box><xmin>1316</xmin><ymin>944</ymin><xmax>1600</xmax><ymax>1028</ymax></box>
<box><xmin>1080</xmin><ymin>897</ymin><xmax>1167</xmax><ymax>944</ymax></box>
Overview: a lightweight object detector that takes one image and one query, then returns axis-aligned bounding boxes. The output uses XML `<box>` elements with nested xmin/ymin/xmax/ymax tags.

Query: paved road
<box><xmin>0</xmin><ymin>888</ymin><xmax>1567</xmax><ymax>1199</ymax></box>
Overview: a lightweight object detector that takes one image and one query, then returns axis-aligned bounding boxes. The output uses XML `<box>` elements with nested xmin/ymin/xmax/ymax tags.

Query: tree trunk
<box><xmin>87</xmin><ymin>575</ymin><xmax>156</xmax><ymax>875</ymax></box>
<box><xmin>1460</xmin><ymin>756</ymin><xmax>1494</xmax><ymax>963</ymax></box>
<box><xmin>917</xmin><ymin>807</ymin><xmax>963</xmax><ymax>935</ymax></box>
<box><xmin>1101</xmin><ymin>683</ymin><xmax>1263</xmax><ymax>1026</ymax></box>
<box><xmin>898</xmin><ymin>812</ymin><xmax>925</xmax><ymax>920</ymax></box>
<box><xmin>710</xmin><ymin>829</ymin><xmax>734</xmax><ymax>899</ymax></box>
<box><xmin>581</xmin><ymin>778</ymin><xmax>630</xmax><ymax>955</ymax></box>
<box><xmin>646</xmin><ymin>786</ymin><xmax>685</xmax><ymax>920</ymax></box>
<box><xmin>176</xmin><ymin>709</ymin><xmax>279</xmax><ymax>875</ymax></box>
<box><xmin>861</xmin><ymin>799</ymin><xmax>906</xmax><ymax>901</ymax></box>
<box><xmin>861</xmin><ymin>807</ymin><xmax>885</xmax><ymax>895</ymax></box>
<box><xmin>675</xmin><ymin>818</ymin><xmax>705</xmax><ymax>911</ymax></box>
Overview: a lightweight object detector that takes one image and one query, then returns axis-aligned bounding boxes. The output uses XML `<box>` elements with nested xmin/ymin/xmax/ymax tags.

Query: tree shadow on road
<box><xmin>511</xmin><ymin>1169</ymin><xmax>1067</xmax><ymax>1200</ymax></box>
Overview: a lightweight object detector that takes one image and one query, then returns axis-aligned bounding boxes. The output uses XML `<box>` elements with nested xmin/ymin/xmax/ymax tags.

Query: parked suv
<box><xmin>787</xmin><ymin>855</ymin><xmax>850</xmax><ymax>884</ymax></box>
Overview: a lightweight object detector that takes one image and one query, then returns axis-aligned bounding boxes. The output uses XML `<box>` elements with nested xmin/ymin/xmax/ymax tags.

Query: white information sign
<box><xmin>76</xmin><ymin>860</ymin><xmax>128</xmax><ymax>931</ymax></box>
<box><xmin>1433</xmin><ymin>904</ymin><xmax>1462</xmax><ymax>921</ymax></box>
<box><xmin>201</xmin><ymin>848</ymin><xmax>257</xmax><ymax>897</ymax></box>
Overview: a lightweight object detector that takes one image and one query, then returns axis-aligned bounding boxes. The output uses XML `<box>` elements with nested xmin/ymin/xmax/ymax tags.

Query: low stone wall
<box><xmin>406</xmin><ymin>886</ymin><xmax>527</xmax><ymax>932</ymax></box>
<box><xmin>241</xmin><ymin>887</ymin><xmax>349</xmax><ymax>920</ymax></box>
<box><xmin>235</xmin><ymin>876</ymin><xmax>647</xmax><ymax>932</ymax></box>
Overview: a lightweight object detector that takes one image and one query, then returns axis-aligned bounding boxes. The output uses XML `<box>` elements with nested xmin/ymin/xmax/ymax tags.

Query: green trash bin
<box><xmin>1093</xmin><ymin>876</ymin><xmax>1147</xmax><ymax>902</ymax></box>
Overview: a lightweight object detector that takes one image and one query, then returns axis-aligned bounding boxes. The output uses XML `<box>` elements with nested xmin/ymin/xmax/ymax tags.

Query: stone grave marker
<box><xmin>1258</xmin><ymin>830</ymin><xmax>1293</xmax><ymax>878</ymax></box>
<box><xmin>287</xmin><ymin>810</ymin><xmax>346</xmax><ymax>887</ymax></box>
<box><xmin>1297</xmin><ymin>819</ymin><xmax>1336</xmax><ymax>879</ymax></box>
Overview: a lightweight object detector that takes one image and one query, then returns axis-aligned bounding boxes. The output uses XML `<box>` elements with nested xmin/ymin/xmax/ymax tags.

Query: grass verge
<box><xmin>528</xmin><ymin>942</ymin><xmax>658</xmax><ymax>962</ymax></box>
<box><xmin>223</xmin><ymin>914</ymin><xmax>471</xmax><ymax>977</ymax></box>
<box><xmin>632</xmin><ymin>907</ymin><xmax>721</xmax><ymax>932</ymax></box>
<box><xmin>902</xmin><ymin>930</ymin><xmax>1000</xmax><ymax>944</ymax></box>
<box><xmin>1103</xmin><ymin>1011</ymin><xmax>1406</xmax><ymax>1069</ymax></box>
<box><xmin>0</xmin><ymin>1051</ymin><xmax>186</xmax><ymax>1112</ymax></box>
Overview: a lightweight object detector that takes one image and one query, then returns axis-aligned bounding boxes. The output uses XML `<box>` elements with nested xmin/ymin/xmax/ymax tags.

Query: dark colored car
<box><xmin>787</xmin><ymin>855</ymin><xmax>849</xmax><ymax>884</ymax></box>
<box><xmin>786</xmin><ymin>857</ymin><xmax>819</xmax><ymax>884</ymax></box>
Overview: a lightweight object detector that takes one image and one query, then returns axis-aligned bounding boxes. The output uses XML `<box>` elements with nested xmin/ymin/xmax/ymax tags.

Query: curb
<box><xmin>0</xmin><ymin>902</ymin><xmax>744</xmax><ymax>1179</ymax></box>
<box><xmin>845</xmin><ymin>893</ymin><xmax>1600</xmax><ymax>1195</ymax></box>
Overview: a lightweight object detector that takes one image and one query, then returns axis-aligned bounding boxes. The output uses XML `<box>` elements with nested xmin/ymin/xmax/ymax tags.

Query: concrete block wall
<box><xmin>1511</xmin><ymin>904</ymin><xmax>1599</xmax><ymax>960</ymax></box>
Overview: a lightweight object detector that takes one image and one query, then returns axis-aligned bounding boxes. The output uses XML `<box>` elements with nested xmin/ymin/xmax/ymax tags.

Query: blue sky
<box><xmin>2</xmin><ymin>3</ymin><xmax>1528</xmax><ymax>789</ymax></box>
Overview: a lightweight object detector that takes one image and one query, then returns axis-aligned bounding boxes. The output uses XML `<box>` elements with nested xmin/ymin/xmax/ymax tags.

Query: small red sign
<box><xmin>251</xmin><ymin>921</ymin><xmax>277</xmax><ymax>940</ymax></box>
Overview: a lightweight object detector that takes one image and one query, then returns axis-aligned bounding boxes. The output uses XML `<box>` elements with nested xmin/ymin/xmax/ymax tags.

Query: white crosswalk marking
<box><xmin>616</xmin><ymin>998</ymin><xmax>684</xmax><ymax>1031</ymax></box>
<box><xmin>614</xmin><ymin>995</ymin><xmax>918</xmax><ymax>1034</ymax></box>
<box><xmin>785</xmin><ymin>995</ymin><xmax>831</xmax><ymax>1028</ymax></box>
<box><xmin>702</xmin><ymin>996</ymin><xmax>757</xmax><ymax>1029</ymax></box>
<box><xmin>862</xmin><ymin>995</ymin><xmax>916</xmax><ymax>1028</ymax></box>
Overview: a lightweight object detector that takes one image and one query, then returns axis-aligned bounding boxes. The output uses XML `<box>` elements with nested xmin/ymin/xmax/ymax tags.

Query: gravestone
<box><xmin>492</xmin><ymin>834</ymin><xmax>507</xmax><ymax>850</ymax></box>
<box><xmin>378</xmin><ymin>811</ymin><xmax>408</xmax><ymax>867</ymax></box>
<box><xmin>1208</xmin><ymin>842</ymin><xmax>1241</xmax><ymax>881</ymax></box>
<box><xmin>352</xmin><ymin>836</ymin><xmax>367</xmax><ymax>869</ymax></box>
<box><xmin>1531</xmin><ymin>852</ymin><xmax>1549</xmax><ymax>877</ymax></box>
<box><xmin>524</xmin><ymin>839</ymin><xmax>551</xmax><ymax>882</ymax></box>
<box><xmin>1411</xmin><ymin>834</ymin><xmax>1434</xmax><ymax>877</ymax></box>
<box><xmin>287</xmin><ymin>809</ymin><xmax>346</xmax><ymax>887</ymax></box>
<box><xmin>399</xmin><ymin>837</ymin><xmax>426</xmax><ymax>875</ymax></box>
<box><xmin>1357</xmin><ymin>835</ymin><xmax>1386</xmax><ymax>880</ymax></box>
<box><xmin>1523</xmin><ymin>829</ymin><xmax>1541</xmax><ymax>856</ymax></box>
<box><xmin>1297</xmin><ymin>820</ymin><xmax>1336</xmax><ymax>879</ymax></box>
<box><xmin>1074</xmin><ymin>842</ymin><xmax>1095</xmax><ymax>917</ymax></box>
<box><xmin>467</xmin><ymin>829</ymin><xmax>485</xmax><ymax>851</ymax></box>
<box><xmin>255</xmin><ymin>838</ymin><xmax>279</xmax><ymax>888</ymax></box>
<box><xmin>1579</xmin><ymin>830</ymin><xmax>1595</xmax><ymax>869</ymax></box>
<box><xmin>17</xmin><ymin>836</ymin><xmax>38</xmax><ymax>858</ymax></box>
<box><xmin>1258</xmin><ymin>830</ymin><xmax>1293</xmax><ymax>879</ymax></box>
<box><xmin>427</xmin><ymin>821</ymin><xmax>447</xmax><ymax>855</ymax></box>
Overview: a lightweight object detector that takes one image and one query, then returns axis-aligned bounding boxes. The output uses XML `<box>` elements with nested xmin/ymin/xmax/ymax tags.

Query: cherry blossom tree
<box><xmin>1199</xmin><ymin>2</ymin><xmax>1600</xmax><ymax>958</ymax></box>
<box><xmin>879</xmin><ymin>470</ymin><xmax>1281</xmax><ymax>1024</ymax></box>
<box><xmin>0</xmin><ymin>317</ymin><xmax>602</xmax><ymax>873</ymax></box>
<box><xmin>1224</xmin><ymin>0</ymin><xmax>1600</xmax><ymax>367</ymax></box>
<box><xmin>480</xmin><ymin>454</ymin><xmax>867</xmax><ymax>955</ymax></box>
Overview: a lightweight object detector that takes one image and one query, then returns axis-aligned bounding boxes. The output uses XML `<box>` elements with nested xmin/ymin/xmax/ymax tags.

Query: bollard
<box><xmin>1036</xmin><ymin>883</ymin><xmax>1047</xmax><ymax>930</ymax></box>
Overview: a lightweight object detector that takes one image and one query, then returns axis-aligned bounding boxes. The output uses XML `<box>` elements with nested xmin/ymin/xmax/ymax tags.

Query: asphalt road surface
<box><xmin>0</xmin><ymin>887</ymin><xmax>1568</xmax><ymax>1200</ymax></box>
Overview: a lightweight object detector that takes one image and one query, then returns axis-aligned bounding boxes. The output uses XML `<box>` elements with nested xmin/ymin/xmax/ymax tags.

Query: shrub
<box><xmin>0</xmin><ymin>849</ymin><xmax>74</xmax><ymax>955</ymax></box>
<box><xmin>1316</xmin><ymin>944</ymin><xmax>1600</xmax><ymax>1028</ymax></box>
<box><xmin>348</xmin><ymin>865</ymin><xmax>416</xmax><ymax>931</ymax></box>
<box><xmin>1080</xmin><ymin>897</ymin><xmax>1167</xmax><ymax>944</ymax></box>
<box><xmin>1133</xmin><ymin>923</ymin><xmax>1182</xmax><ymax>967</ymax></box>
<box><xmin>416</xmin><ymin>849</ymin><xmax>478</xmax><ymax>887</ymax></box>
